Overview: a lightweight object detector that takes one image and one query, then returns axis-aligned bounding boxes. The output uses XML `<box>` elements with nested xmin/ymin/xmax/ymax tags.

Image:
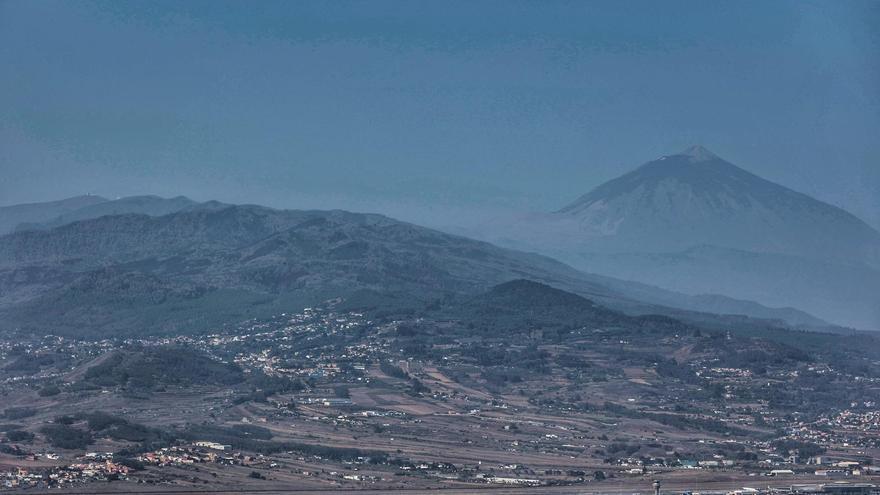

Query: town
<box><xmin>1</xmin><ymin>297</ymin><xmax>879</xmax><ymax>493</ymax></box>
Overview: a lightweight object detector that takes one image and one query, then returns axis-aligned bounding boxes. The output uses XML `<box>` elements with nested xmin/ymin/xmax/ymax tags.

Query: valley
<box><xmin>1</xmin><ymin>282</ymin><xmax>878</xmax><ymax>493</ymax></box>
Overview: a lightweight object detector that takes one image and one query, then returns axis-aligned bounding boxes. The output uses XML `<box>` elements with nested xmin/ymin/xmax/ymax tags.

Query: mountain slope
<box><xmin>432</xmin><ymin>279</ymin><xmax>696</xmax><ymax>337</ymax></box>
<box><xmin>0</xmin><ymin>203</ymin><xmax>828</xmax><ymax>338</ymax></box>
<box><xmin>0</xmin><ymin>195</ymin><xmax>109</xmax><ymax>235</ymax></box>
<box><xmin>13</xmin><ymin>195</ymin><xmax>198</xmax><ymax>232</ymax></box>
<box><xmin>557</xmin><ymin>145</ymin><xmax>880</xmax><ymax>264</ymax></box>
<box><xmin>464</xmin><ymin>146</ymin><xmax>880</xmax><ymax>329</ymax></box>
<box><xmin>571</xmin><ymin>246</ymin><xmax>880</xmax><ymax>329</ymax></box>
<box><xmin>0</xmin><ymin>205</ymin><xmax>622</xmax><ymax>336</ymax></box>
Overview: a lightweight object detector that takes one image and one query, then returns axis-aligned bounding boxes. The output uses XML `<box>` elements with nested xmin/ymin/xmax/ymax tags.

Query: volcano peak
<box><xmin>679</xmin><ymin>145</ymin><xmax>719</xmax><ymax>162</ymax></box>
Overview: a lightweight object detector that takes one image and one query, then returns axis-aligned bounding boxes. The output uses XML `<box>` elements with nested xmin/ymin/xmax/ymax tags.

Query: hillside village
<box><xmin>1</xmin><ymin>291</ymin><xmax>879</xmax><ymax>493</ymax></box>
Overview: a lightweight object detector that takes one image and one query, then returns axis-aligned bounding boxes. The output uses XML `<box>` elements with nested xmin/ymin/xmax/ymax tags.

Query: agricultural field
<box><xmin>2</xmin><ymin>282</ymin><xmax>879</xmax><ymax>492</ymax></box>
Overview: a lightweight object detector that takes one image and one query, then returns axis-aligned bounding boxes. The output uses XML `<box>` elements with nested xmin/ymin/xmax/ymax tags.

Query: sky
<box><xmin>2</xmin><ymin>0</ymin><xmax>879</xmax><ymax>229</ymax></box>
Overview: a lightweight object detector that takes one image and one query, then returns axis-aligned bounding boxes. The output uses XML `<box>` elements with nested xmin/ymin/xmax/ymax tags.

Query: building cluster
<box><xmin>137</xmin><ymin>445</ymin><xmax>273</xmax><ymax>468</ymax></box>
<box><xmin>785</xmin><ymin>409</ymin><xmax>880</xmax><ymax>450</ymax></box>
<box><xmin>1</xmin><ymin>459</ymin><xmax>130</xmax><ymax>489</ymax></box>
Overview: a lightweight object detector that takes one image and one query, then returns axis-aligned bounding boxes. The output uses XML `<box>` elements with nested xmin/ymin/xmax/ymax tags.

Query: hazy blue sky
<box><xmin>2</xmin><ymin>0</ymin><xmax>879</xmax><ymax>228</ymax></box>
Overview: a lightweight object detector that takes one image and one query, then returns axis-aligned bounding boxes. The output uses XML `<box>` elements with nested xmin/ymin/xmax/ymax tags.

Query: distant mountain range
<box><xmin>0</xmin><ymin>200</ymin><xmax>833</xmax><ymax>338</ymax></box>
<box><xmin>0</xmin><ymin>195</ymin><xmax>108</xmax><ymax>235</ymax></box>
<box><xmin>465</xmin><ymin>146</ymin><xmax>880</xmax><ymax>329</ymax></box>
<box><xmin>0</xmin><ymin>195</ymin><xmax>199</xmax><ymax>234</ymax></box>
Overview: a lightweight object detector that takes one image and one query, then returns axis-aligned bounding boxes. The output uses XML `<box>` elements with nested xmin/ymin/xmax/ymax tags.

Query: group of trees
<box><xmin>3</xmin><ymin>352</ymin><xmax>67</xmax><ymax>375</ymax></box>
<box><xmin>3</xmin><ymin>407</ymin><xmax>36</xmax><ymax>420</ymax></box>
<box><xmin>379</xmin><ymin>361</ymin><xmax>409</xmax><ymax>379</ymax></box>
<box><xmin>379</xmin><ymin>361</ymin><xmax>431</xmax><ymax>396</ymax></box>
<box><xmin>771</xmin><ymin>439</ymin><xmax>825</xmax><ymax>459</ymax></box>
<box><xmin>42</xmin><ymin>412</ymin><xmax>172</xmax><ymax>450</ymax></box>
<box><xmin>83</xmin><ymin>346</ymin><xmax>244</xmax><ymax>390</ymax></box>
<box><xmin>40</xmin><ymin>424</ymin><xmax>93</xmax><ymax>449</ymax></box>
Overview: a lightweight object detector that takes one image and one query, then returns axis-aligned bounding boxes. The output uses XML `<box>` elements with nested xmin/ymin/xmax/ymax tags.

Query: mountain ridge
<box><xmin>11</xmin><ymin>195</ymin><xmax>198</xmax><ymax>233</ymax></box>
<box><xmin>0</xmin><ymin>203</ymin><xmax>835</xmax><ymax>337</ymax></box>
<box><xmin>0</xmin><ymin>195</ymin><xmax>109</xmax><ymax>235</ymax></box>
